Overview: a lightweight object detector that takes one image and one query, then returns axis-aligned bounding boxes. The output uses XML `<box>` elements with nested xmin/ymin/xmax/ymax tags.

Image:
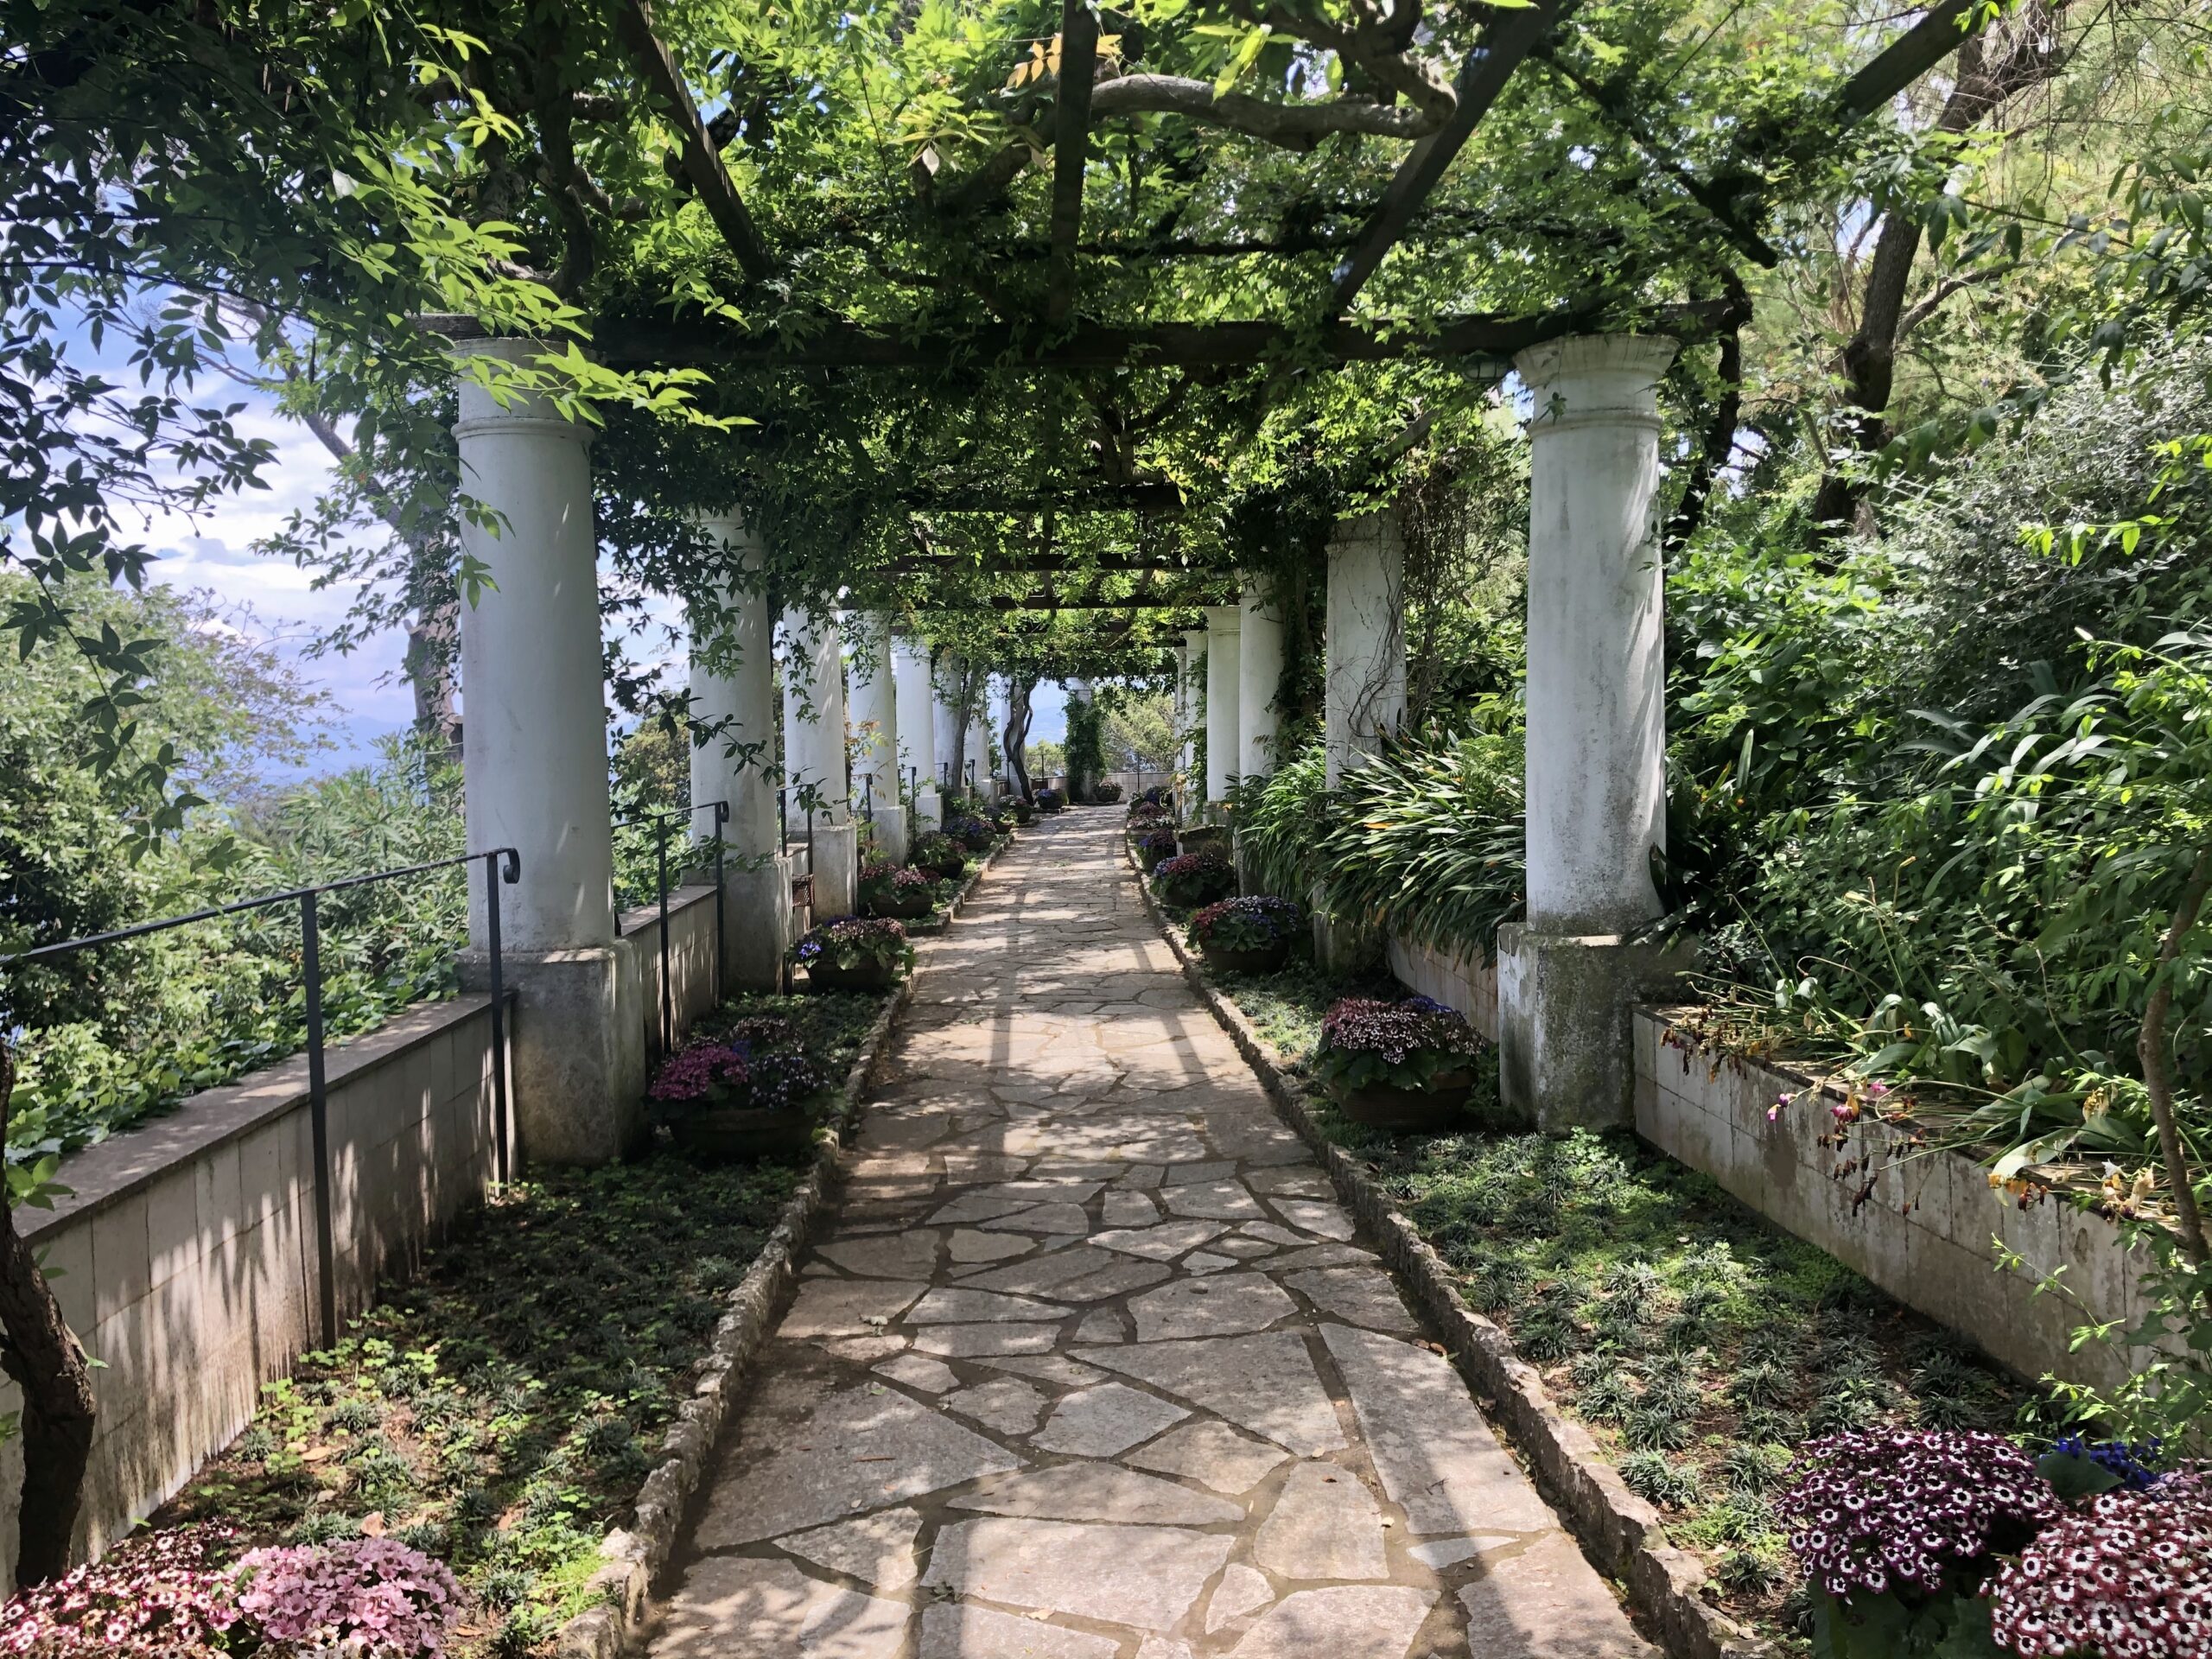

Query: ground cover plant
<box><xmin>121</xmin><ymin>988</ymin><xmax>880</xmax><ymax>1655</ymax></box>
<box><xmin>1184</xmin><ymin>945</ymin><xmax>2032</xmax><ymax>1646</ymax></box>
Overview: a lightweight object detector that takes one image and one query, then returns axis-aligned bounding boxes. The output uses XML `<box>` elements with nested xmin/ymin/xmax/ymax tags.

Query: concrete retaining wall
<box><xmin>1385</xmin><ymin>933</ymin><xmax>1500</xmax><ymax>1043</ymax></box>
<box><xmin>1633</xmin><ymin>1009</ymin><xmax>2155</xmax><ymax>1391</ymax></box>
<box><xmin>620</xmin><ymin>884</ymin><xmax>722</xmax><ymax>1061</ymax></box>
<box><xmin>0</xmin><ymin>993</ymin><xmax>509</xmax><ymax>1587</ymax></box>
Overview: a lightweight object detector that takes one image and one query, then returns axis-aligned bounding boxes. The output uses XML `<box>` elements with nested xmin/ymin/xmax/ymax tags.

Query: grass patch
<box><xmin>155</xmin><ymin>983</ymin><xmax>885</xmax><ymax>1655</ymax></box>
<box><xmin>1188</xmin><ymin>948</ymin><xmax>2031</xmax><ymax>1648</ymax></box>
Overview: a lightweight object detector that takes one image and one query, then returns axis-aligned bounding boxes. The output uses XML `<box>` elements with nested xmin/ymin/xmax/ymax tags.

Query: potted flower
<box><xmin>1313</xmin><ymin>995</ymin><xmax>1486</xmax><ymax>1129</ymax></box>
<box><xmin>1009</xmin><ymin>798</ymin><xmax>1035</xmax><ymax>824</ymax></box>
<box><xmin>1151</xmin><ymin>849</ymin><xmax>1235</xmax><ymax>908</ymax></box>
<box><xmin>1127</xmin><ymin>802</ymin><xmax>1171</xmax><ymax>831</ymax></box>
<box><xmin>652</xmin><ymin>1022</ymin><xmax>830</xmax><ymax>1160</ymax></box>
<box><xmin>789</xmin><ymin>915</ymin><xmax>915</xmax><ymax>991</ymax></box>
<box><xmin>1092</xmin><ymin>780</ymin><xmax>1124</xmax><ymax>804</ymax></box>
<box><xmin>947</xmin><ymin>813</ymin><xmax>994</xmax><ymax>853</ymax></box>
<box><xmin>1135</xmin><ymin>826</ymin><xmax>1179</xmax><ymax>867</ymax></box>
<box><xmin>1191</xmin><ymin>896</ymin><xmax>1304</xmax><ymax>973</ymax></box>
<box><xmin>1035</xmin><ymin>787</ymin><xmax>1065</xmax><ymax>813</ymax></box>
<box><xmin>859</xmin><ymin>861</ymin><xmax>935</xmax><ymax>920</ymax></box>
<box><xmin>912</xmin><ymin>830</ymin><xmax>969</xmax><ymax>881</ymax></box>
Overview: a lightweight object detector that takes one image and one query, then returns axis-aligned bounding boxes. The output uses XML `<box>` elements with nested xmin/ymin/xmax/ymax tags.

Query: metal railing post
<box><xmin>655</xmin><ymin>817</ymin><xmax>673</xmax><ymax>1056</ymax></box>
<box><xmin>300</xmin><ymin>890</ymin><xmax>338</xmax><ymax>1350</ymax></box>
<box><xmin>485</xmin><ymin>849</ymin><xmax>514</xmax><ymax>1185</ymax></box>
<box><xmin>711</xmin><ymin>802</ymin><xmax>728</xmax><ymax>998</ymax></box>
<box><xmin>778</xmin><ymin>787</ymin><xmax>788</xmax><ymax>855</ymax></box>
<box><xmin>861</xmin><ymin>772</ymin><xmax>874</xmax><ymax>821</ymax></box>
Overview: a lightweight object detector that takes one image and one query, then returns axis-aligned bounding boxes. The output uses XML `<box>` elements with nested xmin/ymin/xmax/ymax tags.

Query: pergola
<box><xmin>428</xmin><ymin>0</ymin><xmax>1998</xmax><ymax>1159</ymax></box>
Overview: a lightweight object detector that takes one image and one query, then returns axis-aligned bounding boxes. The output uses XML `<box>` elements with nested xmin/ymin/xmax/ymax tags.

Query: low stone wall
<box><xmin>620</xmin><ymin>884</ymin><xmax>722</xmax><ymax>1061</ymax></box>
<box><xmin>0</xmin><ymin>994</ymin><xmax>507</xmax><ymax>1587</ymax></box>
<box><xmin>1385</xmin><ymin>933</ymin><xmax>1500</xmax><ymax>1043</ymax></box>
<box><xmin>1633</xmin><ymin>1009</ymin><xmax>2154</xmax><ymax>1392</ymax></box>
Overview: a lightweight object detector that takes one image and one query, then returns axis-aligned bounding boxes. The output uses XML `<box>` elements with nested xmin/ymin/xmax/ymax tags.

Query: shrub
<box><xmin>1137</xmin><ymin>785</ymin><xmax>1171</xmax><ymax>806</ymax></box>
<box><xmin>235</xmin><ymin>1538</ymin><xmax>464</xmax><ymax>1655</ymax></box>
<box><xmin>1191</xmin><ymin>896</ymin><xmax>1304</xmax><ymax>957</ymax></box>
<box><xmin>1151</xmin><ymin>849</ymin><xmax>1234</xmax><ymax>907</ymax></box>
<box><xmin>910</xmin><ymin>830</ymin><xmax>967</xmax><ymax>874</ymax></box>
<box><xmin>648</xmin><ymin>1037</ymin><xmax>826</xmax><ymax>1116</ymax></box>
<box><xmin>1034</xmin><ymin>787</ymin><xmax>1065</xmax><ymax>811</ymax></box>
<box><xmin>1313</xmin><ymin>995</ymin><xmax>1484</xmax><ymax>1093</ymax></box>
<box><xmin>1136</xmin><ymin>827</ymin><xmax>1179</xmax><ymax>865</ymax></box>
<box><xmin>789</xmin><ymin>916</ymin><xmax>915</xmax><ymax>977</ymax></box>
<box><xmin>857</xmin><ymin>862</ymin><xmax>932</xmax><ymax>917</ymax></box>
<box><xmin>1091</xmin><ymin>780</ymin><xmax>1123</xmax><ymax>804</ymax></box>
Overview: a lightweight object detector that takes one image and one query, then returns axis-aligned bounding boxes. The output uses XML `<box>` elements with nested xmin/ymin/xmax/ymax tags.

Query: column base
<box><xmin>1497</xmin><ymin>925</ymin><xmax>1694</xmax><ymax>1132</ymax></box>
<box><xmin>1233</xmin><ymin>830</ymin><xmax>1263</xmax><ymax>897</ymax></box>
<box><xmin>1311</xmin><ymin>881</ymin><xmax>1382</xmax><ymax>976</ymax></box>
<box><xmin>867</xmin><ymin>805</ymin><xmax>910</xmax><ymax>868</ymax></box>
<box><xmin>461</xmin><ymin>941</ymin><xmax>647</xmax><ymax>1166</ymax></box>
<box><xmin>810</xmin><ymin>822</ymin><xmax>859</xmax><ymax>918</ymax></box>
<box><xmin>724</xmin><ymin>857</ymin><xmax>793</xmax><ymax>993</ymax></box>
<box><xmin>915</xmin><ymin>790</ymin><xmax>943</xmax><ymax>833</ymax></box>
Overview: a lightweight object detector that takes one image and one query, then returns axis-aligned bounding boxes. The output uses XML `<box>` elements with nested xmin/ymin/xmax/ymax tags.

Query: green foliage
<box><xmin>1064</xmin><ymin>694</ymin><xmax>1107</xmax><ymax>800</ymax></box>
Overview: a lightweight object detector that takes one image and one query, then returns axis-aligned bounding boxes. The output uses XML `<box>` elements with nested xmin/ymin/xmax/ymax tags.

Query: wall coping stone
<box><xmin>22</xmin><ymin>992</ymin><xmax>505</xmax><ymax>1248</ymax></box>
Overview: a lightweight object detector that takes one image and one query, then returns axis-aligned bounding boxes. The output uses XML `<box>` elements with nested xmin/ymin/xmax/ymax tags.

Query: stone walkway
<box><xmin>651</xmin><ymin>811</ymin><xmax>1654</xmax><ymax>1659</ymax></box>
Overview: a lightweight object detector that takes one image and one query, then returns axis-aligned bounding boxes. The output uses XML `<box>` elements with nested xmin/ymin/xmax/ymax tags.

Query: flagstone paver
<box><xmin>651</xmin><ymin>811</ymin><xmax>1655</xmax><ymax>1658</ymax></box>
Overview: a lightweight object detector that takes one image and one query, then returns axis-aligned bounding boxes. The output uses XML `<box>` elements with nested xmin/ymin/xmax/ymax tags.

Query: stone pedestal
<box><xmin>915</xmin><ymin>788</ymin><xmax>943</xmax><ymax>833</ymax></box>
<box><xmin>1500</xmin><ymin>333</ymin><xmax>1683</xmax><ymax>1131</ymax></box>
<box><xmin>868</xmin><ymin>804</ymin><xmax>910</xmax><ymax>868</ymax></box>
<box><xmin>1237</xmin><ymin>580</ymin><xmax>1284</xmax><ymax>781</ymax></box>
<box><xmin>1203</xmin><ymin>607</ymin><xmax>1241</xmax><ymax>810</ymax></box>
<box><xmin>1310</xmin><ymin>881</ymin><xmax>1382</xmax><ymax>976</ymax></box>
<box><xmin>452</xmin><ymin>340</ymin><xmax>642</xmax><ymax>1164</ymax></box>
<box><xmin>461</xmin><ymin>944</ymin><xmax>646</xmax><ymax>1164</ymax></box>
<box><xmin>1497</xmin><ymin>926</ymin><xmax>1693</xmax><ymax>1130</ymax></box>
<box><xmin>810</xmin><ymin>821</ymin><xmax>858</xmax><ymax>918</ymax></box>
<box><xmin>723</xmin><ymin>858</ymin><xmax>792</xmax><ymax>992</ymax></box>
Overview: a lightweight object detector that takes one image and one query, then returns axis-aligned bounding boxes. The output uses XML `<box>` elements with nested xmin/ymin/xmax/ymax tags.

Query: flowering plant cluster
<box><xmin>1192</xmin><ymin>896</ymin><xmax>1304</xmax><ymax>955</ymax></box>
<box><xmin>649</xmin><ymin>1033</ymin><xmax>825</xmax><ymax>1115</ymax></box>
<box><xmin>945</xmin><ymin>814</ymin><xmax>994</xmax><ymax>851</ymax></box>
<box><xmin>1035</xmin><ymin>787</ymin><xmax>1065</xmax><ymax>810</ymax></box>
<box><xmin>858</xmin><ymin>861</ymin><xmax>933</xmax><ymax>916</ymax></box>
<box><xmin>790</xmin><ymin>915</ymin><xmax>915</xmax><ymax>975</ymax></box>
<box><xmin>1136</xmin><ymin>785</ymin><xmax>1170</xmax><ymax>806</ymax></box>
<box><xmin>0</xmin><ymin>1522</ymin><xmax>247</xmax><ymax>1656</ymax></box>
<box><xmin>1781</xmin><ymin>1429</ymin><xmax>2061</xmax><ymax>1602</ymax></box>
<box><xmin>1313</xmin><ymin>995</ymin><xmax>1485</xmax><ymax>1092</ymax></box>
<box><xmin>1150</xmin><ymin>849</ymin><xmax>1234</xmax><ymax>906</ymax></box>
<box><xmin>1986</xmin><ymin>1473</ymin><xmax>2212</xmax><ymax>1657</ymax></box>
<box><xmin>235</xmin><ymin>1538</ymin><xmax>462</xmax><ymax>1656</ymax></box>
<box><xmin>1136</xmin><ymin>827</ymin><xmax>1179</xmax><ymax>865</ymax></box>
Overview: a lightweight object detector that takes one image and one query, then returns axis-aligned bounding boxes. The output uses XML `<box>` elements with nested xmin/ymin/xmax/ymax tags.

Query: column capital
<box><xmin>1513</xmin><ymin>334</ymin><xmax>1679</xmax><ymax>435</ymax></box>
<box><xmin>1203</xmin><ymin>603</ymin><xmax>1242</xmax><ymax>635</ymax></box>
<box><xmin>451</xmin><ymin>338</ymin><xmax>593</xmax><ymax>446</ymax></box>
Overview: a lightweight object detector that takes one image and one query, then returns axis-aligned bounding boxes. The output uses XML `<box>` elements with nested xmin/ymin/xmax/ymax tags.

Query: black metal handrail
<box><xmin>611</xmin><ymin>801</ymin><xmax>728</xmax><ymax>1057</ymax></box>
<box><xmin>0</xmin><ymin>848</ymin><xmax>522</xmax><ymax>1349</ymax></box>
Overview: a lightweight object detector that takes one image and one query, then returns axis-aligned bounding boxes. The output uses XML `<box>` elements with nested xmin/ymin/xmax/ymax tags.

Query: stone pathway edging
<box><xmin>1123</xmin><ymin>843</ymin><xmax>1773</xmax><ymax>1659</ymax></box>
<box><xmin>555</xmin><ymin>835</ymin><xmax>1015</xmax><ymax>1659</ymax></box>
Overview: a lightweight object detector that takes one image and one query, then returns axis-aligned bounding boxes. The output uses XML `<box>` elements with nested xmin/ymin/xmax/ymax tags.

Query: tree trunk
<box><xmin>2139</xmin><ymin>849</ymin><xmax>2212</xmax><ymax>1268</ymax></box>
<box><xmin>0</xmin><ymin>1046</ymin><xmax>97</xmax><ymax>1585</ymax></box>
<box><xmin>1663</xmin><ymin>283</ymin><xmax>1745</xmax><ymax>554</ymax></box>
<box><xmin>1006</xmin><ymin>675</ymin><xmax>1037</xmax><ymax>803</ymax></box>
<box><xmin>1809</xmin><ymin>7</ymin><xmax>2072</xmax><ymax>537</ymax></box>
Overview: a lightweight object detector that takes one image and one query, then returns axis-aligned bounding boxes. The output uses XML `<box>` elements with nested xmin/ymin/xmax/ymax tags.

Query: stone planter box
<box><xmin>1634</xmin><ymin>1007</ymin><xmax>2163</xmax><ymax>1392</ymax></box>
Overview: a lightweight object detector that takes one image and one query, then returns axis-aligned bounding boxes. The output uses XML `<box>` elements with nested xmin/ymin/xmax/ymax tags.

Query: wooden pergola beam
<box><xmin>1045</xmin><ymin>0</ymin><xmax>1099</xmax><ymax>327</ymax></box>
<box><xmin>1326</xmin><ymin>0</ymin><xmax>1571</xmax><ymax>319</ymax></box>
<box><xmin>587</xmin><ymin>301</ymin><xmax>1739</xmax><ymax>372</ymax></box>
<box><xmin>613</xmin><ymin>0</ymin><xmax>775</xmax><ymax>282</ymax></box>
<box><xmin>895</xmin><ymin>551</ymin><xmax>1217</xmax><ymax>575</ymax></box>
<box><xmin>902</xmin><ymin>484</ymin><xmax>1186</xmax><ymax>514</ymax></box>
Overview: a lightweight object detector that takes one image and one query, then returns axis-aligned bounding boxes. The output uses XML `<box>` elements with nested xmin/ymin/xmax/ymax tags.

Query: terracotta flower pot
<box><xmin>808</xmin><ymin>958</ymin><xmax>899</xmax><ymax>992</ymax></box>
<box><xmin>1332</xmin><ymin>1071</ymin><xmax>1472</xmax><ymax>1132</ymax></box>
<box><xmin>671</xmin><ymin>1107</ymin><xmax>817</xmax><ymax>1162</ymax></box>
<box><xmin>1202</xmin><ymin>938</ymin><xmax>1290</xmax><ymax>975</ymax></box>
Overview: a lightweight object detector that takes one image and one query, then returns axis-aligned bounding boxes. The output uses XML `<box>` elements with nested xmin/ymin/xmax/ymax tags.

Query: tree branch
<box><xmin>1088</xmin><ymin>74</ymin><xmax>1440</xmax><ymax>147</ymax></box>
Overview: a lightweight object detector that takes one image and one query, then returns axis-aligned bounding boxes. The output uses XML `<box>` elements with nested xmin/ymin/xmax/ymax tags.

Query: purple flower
<box><xmin>1778</xmin><ymin>1429</ymin><xmax>2061</xmax><ymax>1602</ymax></box>
<box><xmin>235</xmin><ymin>1538</ymin><xmax>461</xmax><ymax>1654</ymax></box>
<box><xmin>1192</xmin><ymin>896</ymin><xmax>1304</xmax><ymax>952</ymax></box>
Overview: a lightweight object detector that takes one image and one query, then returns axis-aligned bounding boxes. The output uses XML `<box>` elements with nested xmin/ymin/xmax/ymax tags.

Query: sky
<box><xmin>132</xmin><ymin>374</ymin><xmax>1069</xmax><ymax>785</ymax></box>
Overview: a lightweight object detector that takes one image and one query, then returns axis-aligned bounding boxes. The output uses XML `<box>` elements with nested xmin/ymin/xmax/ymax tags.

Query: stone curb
<box><xmin>554</xmin><ymin>836</ymin><xmax>1014</xmax><ymax>1659</ymax></box>
<box><xmin>1123</xmin><ymin>839</ymin><xmax>1774</xmax><ymax>1659</ymax></box>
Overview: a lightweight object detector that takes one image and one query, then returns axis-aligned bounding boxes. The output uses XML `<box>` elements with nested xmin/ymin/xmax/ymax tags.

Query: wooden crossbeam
<box><xmin>1832</xmin><ymin>0</ymin><xmax>1983</xmax><ymax>127</ymax></box>
<box><xmin>1045</xmin><ymin>0</ymin><xmax>1099</xmax><ymax>326</ymax></box>
<box><xmin>613</xmin><ymin>0</ymin><xmax>775</xmax><ymax>282</ymax></box>
<box><xmin>895</xmin><ymin>551</ymin><xmax>1217</xmax><ymax>574</ymax></box>
<box><xmin>903</xmin><ymin>484</ymin><xmax>1186</xmax><ymax>514</ymax></box>
<box><xmin>1326</xmin><ymin>0</ymin><xmax>1571</xmax><ymax>319</ymax></box>
<box><xmin>589</xmin><ymin>303</ymin><xmax>1745</xmax><ymax>371</ymax></box>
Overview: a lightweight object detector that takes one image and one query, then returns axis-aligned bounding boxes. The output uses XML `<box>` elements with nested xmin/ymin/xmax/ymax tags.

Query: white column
<box><xmin>1203</xmin><ymin>605</ymin><xmax>1241</xmax><ymax>810</ymax></box>
<box><xmin>781</xmin><ymin>604</ymin><xmax>855</xmax><ymax>916</ymax></box>
<box><xmin>688</xmin><ymin>514</ymin><xmax>791</xmax><ymax>990</ymax></box>
<box><xmin>1323</xmin><ymin>512</ymin><xmax>1406</xmax><ymax>788</ymax></box>
<box><xmin>1237</xmin><ymin>578</ymin><xmax>1285</xmax><ymax>782</ymax></box>
<box><xmin>452</xmin><ymin>339</ymin><xmax>643</xmax><ymax>1163</ymax></box>
<box><xmin>849</xmin><ymin>611</ymin><xmax>907</xmax><ymax>865</ymax></box>
<box><xmin>893</xmin><ymin>634</ymin><xmax>940</xmax><ymax>830</ymax></box>
<box><xmin>1179</xmin><ymin>628</ymin><xmax>1205</xmax><ymax>823</ymax></box>
<box><xmin>1498</xmin><ymin>333</ymin><xmax>1688</xmax><ymax>1132</ymax></box>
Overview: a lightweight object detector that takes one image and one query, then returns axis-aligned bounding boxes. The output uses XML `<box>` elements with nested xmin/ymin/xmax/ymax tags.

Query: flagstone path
<box><xmin>650</xmin><ymin>810</ymin><xmax>1656</xmax><ymax>1658</ymax></box>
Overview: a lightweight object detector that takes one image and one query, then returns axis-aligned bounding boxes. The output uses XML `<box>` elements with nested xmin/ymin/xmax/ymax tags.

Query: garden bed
<box><xmin>134</xmin><ymin>988</ymin><xmax>892</xmax><ymax>1656</ymax></box>
<box><xmin>1133</xmin><ymin>850</ymin><xmax>2036</xmax><ymax>1656</ymax></box>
